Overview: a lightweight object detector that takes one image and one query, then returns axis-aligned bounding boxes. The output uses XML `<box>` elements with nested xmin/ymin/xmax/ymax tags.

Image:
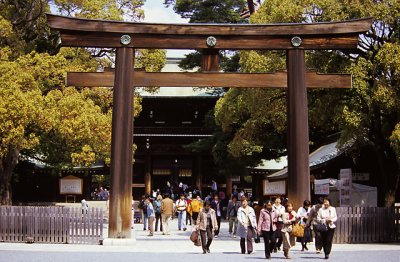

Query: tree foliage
<box><xmin>164</xmin><ymin>0</ymin><xmax>247</xmax><ymax>23</ymax></box>
<box><xmin>164</xmin><ymin>0</ymin><xmax>247</xmax><ymax>72</ymax></box>
<box><xmin>0</xmin><ymin>0</ymin><xmax>165</xmax><ymax>204</ymax></box>
<box><xmin>215</xmin><ymin>0</ymin><xmax>400</xmax><ymax>204</ymax></box>
<box><xmin>53</xmin><ymin>0</ymin><xmax>145</xmax><ymax>20</ymax></box>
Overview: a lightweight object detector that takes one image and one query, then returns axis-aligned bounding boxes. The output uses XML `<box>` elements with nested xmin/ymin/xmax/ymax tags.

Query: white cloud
<box><xmin>142</xmin><ymin>0</ymin><xmax>191</xmax><ymax>58</ymax></box>
<box><xmin>143</xmin><ymin>0</ymin><xmax>188</xmax><ymax>23</ymax></box>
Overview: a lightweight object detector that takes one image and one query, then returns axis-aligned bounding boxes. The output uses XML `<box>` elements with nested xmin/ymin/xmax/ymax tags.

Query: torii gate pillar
<box><xmin>287</xmin><ymin>49</ymin><xmax>310</xmax><ymax>208</ymax></box>
<box><xmin>108</xmin><ymin>47</ymin><xmax>135</xmax><ymax>240</ymax></box>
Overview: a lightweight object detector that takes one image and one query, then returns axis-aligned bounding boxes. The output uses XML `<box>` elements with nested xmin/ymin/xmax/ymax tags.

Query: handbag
<box><xmin>291</xmin><ymin>223</ymin><xmax>305</xmax><ymax>237</ymax></box>
<box><xmin>254</xmin><ymin>232</ymin><xmax>261</xmax><ymax>243</ymax></box>
<box><xmin>190</xmin><ymin>227</ymin><xmax>199</xmax><ymax>242</ymax></box>
<box><xmin>314</xmin><ymin>222</ymin><xmax>328</xmax><ymax>232</ymax></box>
<box><xmin>304</xmin><ymin>226</ymin><xmax>313</xmax><ymax>242</ymax></box>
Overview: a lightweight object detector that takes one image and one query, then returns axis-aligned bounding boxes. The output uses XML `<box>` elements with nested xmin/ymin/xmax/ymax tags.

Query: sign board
<box><xmin>314</xmin><ymin>182</ymin><xmax>330</xmax><ymax>195</ymax></box>
<box><xmin>339</xmin><ymin>168</ymin><xmax>352</xmax><ymax>207</ymax></box>
<box><xmin>263</xmin><ymin>180</ymin><xmax>286</xmax><ymax>195</ymax></box>
<box><xmin>231</xmin><ymin>176</ymin><xmax>241</xmax><ymax>182</ymax></box>
<box><xmin>59</xmin><ymin>175</ymin><xmax>83</xmax><ymax>195</ymax></box>
<box><xmin>352</xmin><ymin>172</ymin><xmax>370</xmax><ymax>181</ymax></box>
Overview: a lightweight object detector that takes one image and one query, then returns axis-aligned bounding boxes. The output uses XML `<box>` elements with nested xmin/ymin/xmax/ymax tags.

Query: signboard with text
<box><xmin>352</xmin><ymin>173</ymin><xmax>370</xmax><ymax>181</ymax></box>
<box><xmin>59</xmin><ymin>175</ymin><xmax>83</xmax><ymax>195</ymax></box>
<box><xmin>263</xmin><ymin>180</ymin><xmax>286</xmax><ymax>195</ymax></box>
<box><xmin>340</xmin><ymin>168</ymin><xmax>352</xmax><ymax>207</ymax></box>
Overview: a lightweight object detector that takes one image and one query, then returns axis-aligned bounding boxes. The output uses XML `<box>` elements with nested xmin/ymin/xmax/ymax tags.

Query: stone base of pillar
<box><xmin>102</xmin><ymin>237</ymin><xmax>136</xmax><ymax>246</ymax></box>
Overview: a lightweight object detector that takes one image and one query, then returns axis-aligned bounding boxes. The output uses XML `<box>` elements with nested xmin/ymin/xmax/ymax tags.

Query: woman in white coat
<box><xmin>317</xmin><ymin>198</ymin><xmax>337</xmax><ymax>259</ymax></box>
<box><xmin>237</xmin><ymin>197</ymin><xmax>257</xmax><ymax>254</ymax></box>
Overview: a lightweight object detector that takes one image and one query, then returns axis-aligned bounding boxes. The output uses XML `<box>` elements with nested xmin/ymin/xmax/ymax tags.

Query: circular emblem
<box><xmin>291</xmin><ymin>36</ymin><xmax>302</xmax><ymax>47</ymax></box>
<box><xmin>206</xmin><ymin>36</ymin><xmax>217</xmax><ymax>47</ymax></box>
<box><xmin>120</xmin><ymin>35</ymin><xmax>132</xmax><ymax>45</ymax></box>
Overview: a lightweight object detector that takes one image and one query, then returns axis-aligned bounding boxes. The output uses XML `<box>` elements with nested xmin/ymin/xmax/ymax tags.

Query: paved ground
<box><xmin>1</xmin><ymin>221</ymin><xmax>400</xmax><ymax>262</ymax></box>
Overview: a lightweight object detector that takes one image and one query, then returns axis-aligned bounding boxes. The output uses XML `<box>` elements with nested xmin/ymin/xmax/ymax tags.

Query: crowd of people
<box><xmin>134</xmin><ymin>186</ymin><xmax>337</xmax><ymax>260</ymax></box>
<box><xmin>90</xmin><ymin>187</ymin><xmax>109</xmax><ymax>201</ymax></box>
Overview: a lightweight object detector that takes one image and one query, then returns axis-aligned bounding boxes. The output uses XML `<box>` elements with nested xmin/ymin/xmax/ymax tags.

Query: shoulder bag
<box><xmin>314</xmin><ymin>222</ymin><xmax>328</xmax><ymax>232</ymax></box>
<box><xmin>291</xmin><ymin>223</ymin><xmax>305</xmax><ymax>237</ymax></box>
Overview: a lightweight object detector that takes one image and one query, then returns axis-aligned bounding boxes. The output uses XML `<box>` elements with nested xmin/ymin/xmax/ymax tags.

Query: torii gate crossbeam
<box><xmin>46</xmin><ymin>14</ymin><xmax>372</xmax><ymax>241</ymax></box>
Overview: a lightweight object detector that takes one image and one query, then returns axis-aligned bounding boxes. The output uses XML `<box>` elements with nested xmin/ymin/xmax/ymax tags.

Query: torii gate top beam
<box><xmin>46</xmin><ymin>14</ymin><xmax>372</xmax><ymax>50</ymax></box>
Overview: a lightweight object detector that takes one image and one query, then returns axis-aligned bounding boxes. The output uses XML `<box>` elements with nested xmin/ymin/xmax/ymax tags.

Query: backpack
<box><xmin>155</xmin><ymin>200</ymin><xmax>161</xmax><ymax>214</ymax></box>
<box><xmin>139</xmin><ymin>199</ymin><xmax>147</xmax><ymax>213</ymax></box>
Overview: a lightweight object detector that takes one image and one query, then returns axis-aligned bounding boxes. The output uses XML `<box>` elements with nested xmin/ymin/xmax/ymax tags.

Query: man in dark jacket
<box><xmin>138</xmin><ymin>195</ymin><xmax>148</xmax><ymax>231</ymax></box>
<box><xmin>226</xmin><ymin>195</ymin><xmax>240</xmax><ymax>238</ymax></box>
<box><xmin>210</xmin><ymin>193</ymin><xmax>222</xmax><ymax>237</ymax></box>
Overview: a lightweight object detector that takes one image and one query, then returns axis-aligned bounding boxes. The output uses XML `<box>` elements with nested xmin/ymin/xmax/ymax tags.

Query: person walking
<box><xmin>186</xmin><ymin>195</ymin><xmax>192</xmax><ymax>226</ymax></box>
<box><xmin>81</xmin><ymin>199</ymin><xmax>89</xmax><ymax>214</ymax></box>
<box><xmin>131</xmin><ymin>199</ymin><xmax>135</xmax><ymax>229</ymax></box>
<box><xmin>161</xmin><ymin>193</ymin><xmax>174</xmax><ymax>235</ymax></box>
<box><xmin>306</xmin><ymin>197</ymin><xmax>324</xmax><ymax>253</ymax></box>
<box><xmin>226</xmin><ymin>195</ymin><xmax>240</xmax><ymax>238</ymax></box>
<box><xmin>211</xmin><ymin>180</ymin><xmax>217</xmax><ymax>193</ymax></box>
<box><xmin>296</xmin><ymin>200</ymin><xmax>311</xmax><ymax>251</ymax></box>
<box><xmin>197</xmin><ymin>201</ymin><xmax>218</xmax><ymax>254</ymax></box>
<box><xmin>145</xmin><ymin>198</ymin><xmax>155</xmax><ymax>236</ymax></box>
<box><xmin>282</xmin><ymin>202</ymin><xmax>297</xmax><ymax>259</ymax></box>
<box><xmin>317</xmin><ymin>198</ymin><xmax>337</xmax><ymax>259</ymax></box>
<box><xmin>154</xmin><ymin>195</ymin><xmax>163</xmax><ymax>232</ymax></box>
<box><xmin>138</xmin><ymin>195</ymin><xmax>148</xmax><ymax>231</ymax></box>
<box><xmin>188</xmin><ymin>194</ymin><xmax>203</xmax><ymax>225</ymax></box>
<box><xmin>210</xmin><ymin>193</ymin><xmax>222</xmax><ymax>237</ymax></box>
<box><xmin>273</xmin><ymin>197</ymin><xmax>285</xmax><ymax>252</ymax></box>
<box><xmin>175</xmin><ymin>193</ymin><xmax>188</xmax><ymax>231</ymax></box>
<box><xmin>257</xmin><ymin>200</ymin><xmax>278</xmax><ymax>259</ymax></box>
<box><xmin>237</xmin><ymin>197</ymin><xmax>257</xmax><ymax>254</ymax></box>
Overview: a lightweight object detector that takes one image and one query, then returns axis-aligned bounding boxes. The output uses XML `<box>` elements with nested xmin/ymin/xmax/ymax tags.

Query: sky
<box><xmin>142</xmin><ymin>0</ymin><xmax>190</xmax><ymax>58</ymax></box>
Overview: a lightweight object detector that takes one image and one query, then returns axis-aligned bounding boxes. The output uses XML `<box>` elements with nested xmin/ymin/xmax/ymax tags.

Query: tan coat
<box><xmin>161</xmin><ymin>197</ymin><xmax>174</xmax><ymax>216</ymax></box>
<box><xmin>281</xmin><ymin>210</ymin><xmax>297</xmax><ymax>233</ymax></box>
<box><xmin>196</xmin><ymin>208</ymin><xmax>218</xmax><ymax>231</ymax></box>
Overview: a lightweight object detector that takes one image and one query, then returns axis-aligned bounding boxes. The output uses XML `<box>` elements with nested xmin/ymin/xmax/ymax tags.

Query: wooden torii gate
<box><xmin>47</xmin><ymin>14</ymin><xmax>371</xmax><ymax>240</ymax></box>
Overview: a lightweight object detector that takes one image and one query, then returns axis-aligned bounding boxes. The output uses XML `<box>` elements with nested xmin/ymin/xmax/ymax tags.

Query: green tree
<box><xmin>164</xmin><ymin>0</ymin><xmax>246</xmax><ymax>23</ymax></box>
<box><xmin>0</xmin><ymin>0</ymin><xmax>166</xmax><ymax>205</ymax></box>
<box><xmin>215</xmin><ymin>0</ymin><xmax>400</xmax><ymax>205</ymax></box>
<box><xmin>164</xmin><ymin>0</ymin><xmax>247</xmax><ymax>72</ymax></box>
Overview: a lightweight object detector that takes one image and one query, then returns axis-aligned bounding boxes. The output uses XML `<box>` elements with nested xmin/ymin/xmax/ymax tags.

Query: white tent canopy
<box><xmin>314</xmin><ymin>178</ymin><xmax>377</xmax><ymax>207</ymax></box>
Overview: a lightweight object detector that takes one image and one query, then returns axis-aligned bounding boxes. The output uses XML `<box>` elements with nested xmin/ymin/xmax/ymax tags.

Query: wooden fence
<box><xmin>333</xmin><ymin>207</ymin><xmax>400</xmax><ymax>243</ymax></box>
<box><xmin>0</xmin><ymin>206</ymin><xmax>103</xmax><ymax>244</ymax></box>
<box><xmin>1</xmin><ymin>206</ymin><xmax>399</xmax><ymax>245</ymax></box>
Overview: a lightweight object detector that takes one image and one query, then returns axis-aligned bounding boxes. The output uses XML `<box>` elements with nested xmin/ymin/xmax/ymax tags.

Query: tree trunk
<box><xmin>0</xmin><ymin>147</ymin><xmax>19</xmax><ymax>205</ymax></box>
<box><xmin>373</xmin><ymin>143</ymin><xmax>398</xmax><ymax>206</ymax></box>
<box><xmin>226</xmin><ymin>174</ymin><xmax>232</xmax><ymax>199</ymax></box>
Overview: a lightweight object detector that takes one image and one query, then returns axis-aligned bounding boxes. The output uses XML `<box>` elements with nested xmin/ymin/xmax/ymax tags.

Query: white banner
<box><xmin>314</xmin><ymin>182</ymin><xmax>330</xmax><ymax>195</ymax></box>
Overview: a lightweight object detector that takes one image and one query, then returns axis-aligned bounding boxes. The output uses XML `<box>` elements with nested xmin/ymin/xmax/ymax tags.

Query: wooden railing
<box><xmin>1</xmin><ymin>206</ymin><xmax>399</xmax><ymax>245</ymax></box>
<box><xmin>0</xmin><ymin>206</ymin><xmax>103</xmax><ymax>244</ymax></box>
<box><xmin>334</xmin><ymin>207</ymin><xmax>400</xmax><ymax>243</ymax></box>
